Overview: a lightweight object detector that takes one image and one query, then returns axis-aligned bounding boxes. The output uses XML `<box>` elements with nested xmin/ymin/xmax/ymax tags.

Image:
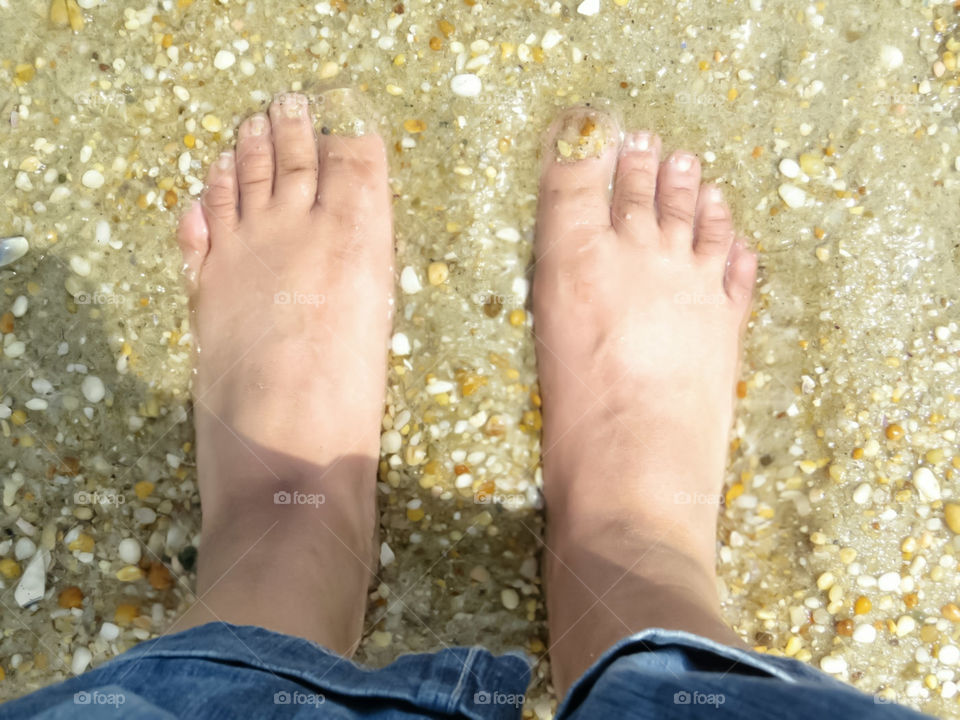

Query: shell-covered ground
<box><xmin>1</xmin><ymin>0</ymin><xmax>960</xmax><ymax>717</ymax></box>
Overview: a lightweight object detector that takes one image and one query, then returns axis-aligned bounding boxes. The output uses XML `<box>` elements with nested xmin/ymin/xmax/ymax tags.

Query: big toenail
<box><xmin>284</xmin><ymin>99</ymin><xmax>304</xmax><ymax>118</ymax></box>
<box><xmin>218</xmin><ymin>152</ymin><xmax>234</xmax><ymax>169</ymax></box>
<box><xmin>552</xmin><ymin>108</ymin><xmax>617</xmax><ymax>162</ymax></box>
<box><xmin>672</xmin><ymin>153</ymin><xmax>695</xmax><ymax>172</ymax></box>
<box><xmin>249</xmin><ymin>115</ymin><xmax>266</xmax><ymax>136</ymax></box>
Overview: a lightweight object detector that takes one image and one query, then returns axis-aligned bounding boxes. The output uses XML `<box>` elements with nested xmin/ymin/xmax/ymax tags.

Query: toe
<box><xmin>268</xmin><ymin>93</ymin><xmax>319</xmax><ymax>207</ymax></box>
<box><xmin>202</xmin><ymin>150</ymin><xmax>239</xmax><ymax>231</ymax></box>
<box><xmin>536</xmin><ymin>108</ymin><xmax>619</xmax><ymax>261</ymax></box>
<box><xmin>724</xmin><ymin>240</ymin><xmax>758</xmax><ymax>309</ymax></box>
<box><xmin>693</xmin><ymin>184</ymin><xmax>735</xmax><ymax>258</ymax></box>
<box><xmin>177</xmin><ymin>201</ymin><xmax>210</xmax><ymax>291</ymax></box>
<box><xmin>655</xmin><ymin>151</ymin><xmax>701</xmax><ymax>251</ymax></box>
<box><xmin>611</xmin><ymin>131</ymin><xmax>661</xmax><ymax>239</ymax></box>
<box><xmin>236</xmin><ymin>113</ymin><xmax>274</xmax><ymax>212</ymax></box>
<box><xmin>315</xmin><ymin>132</ymin><xmax>393</xmax><ymax>256</ymax></box>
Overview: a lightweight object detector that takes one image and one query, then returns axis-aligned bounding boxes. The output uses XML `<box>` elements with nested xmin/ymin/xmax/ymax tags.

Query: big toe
<box><xmin>536</xmin><ymin>107</ymin><xmax>619</xmax><ymax>262</ymax></box>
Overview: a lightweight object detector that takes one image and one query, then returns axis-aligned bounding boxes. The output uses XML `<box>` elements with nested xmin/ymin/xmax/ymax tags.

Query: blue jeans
<box><xmin>1</xmin><ymin>622</ymin><xmax>931</xmax><ymax>718</ymax></box>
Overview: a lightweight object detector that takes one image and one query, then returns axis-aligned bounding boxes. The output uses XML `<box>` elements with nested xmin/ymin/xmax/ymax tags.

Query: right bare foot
<box><xmin>173</xmin><ymin>92</ymin><xmax>393</xmax><ymax>654</ymax></box>
<box><xmin>534</xmin><ymin>109</ymin><xmax>757</xmax><ymax>694</ymax></box>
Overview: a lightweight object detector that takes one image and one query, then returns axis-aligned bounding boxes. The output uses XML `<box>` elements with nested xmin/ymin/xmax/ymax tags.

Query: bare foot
<box><xmin>534</xmin><ymin>108</ymin><xmax>757</xmax><ymax>694</ymax></box>
<box><xmin>174</xmin><ymin>92</ymin><xmax>393</xmax><ymax>654</ymax></box>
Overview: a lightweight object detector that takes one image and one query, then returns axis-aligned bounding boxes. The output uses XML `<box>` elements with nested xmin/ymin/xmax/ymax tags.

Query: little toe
<box><xmin>611</xmin><ymin>131</ymin><xmax>661</xmax><ymax>240</ymax></box>
<box><xmin>724</xmin><ymin>239</ymin><xmax>758</xmax><ymax>311</ymax></box>
<box><xmin>536</xmin><ymin>107</ymin><xmax>619</xmax><ymax>261</ymax></box>
<box><xmin>235</xmin><ymin>113</ymin><xmax>274</xmax><ymax>213</ymax></box>
<box><xmin>693</xmin><ymin>184</ymin><xmax>735</xmax><ymax>259</ymax></box>
<box><xmin>655</xmin><ymin>151</ymin><xmax>701</xmax><ymax>251</ymax></box>
<box><xmin>268</xmin><ymin>93</ymin><xmax>320</xmax><ymax>207</ymax></box>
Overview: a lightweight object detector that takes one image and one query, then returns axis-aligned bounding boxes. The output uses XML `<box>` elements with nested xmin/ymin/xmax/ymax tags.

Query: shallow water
<box><xmin>1</xmin><ymin>0</ymin><xmax>959</xmax><ymax>716</ymax></box>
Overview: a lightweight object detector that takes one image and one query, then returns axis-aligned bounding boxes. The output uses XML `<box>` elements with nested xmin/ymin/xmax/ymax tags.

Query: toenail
<box><xmin>249</xmin><ymin>115</ymin><xmax>266</xmax><ymax>136</ymax></box>
<box><xmin>551</xmin><ymin>108</ymin><xmax>617</xmax><ymax>162</ymax></box>
<box><xmin>671</xmin><ymin>152</ymin><xmax>696</xmax><ymax>172</ymax></box>
<box><xmin>706</xmin><ymin>186</ymin><xmax>725</xmax><ymax>204</ymax></box>
<box><xmin>623</xmin><ymin>131</ymin><xmax>652</xmax><ymax>153</ymax></box>
<box><xmin>218</xmin><ymin>152</ymin><xmax>234</xmax><ymax>169</ymax></box>
<box><xmin>284</xmin><ymin>98</ymin><xmax>304</xmax><ymax>119</ymax></box>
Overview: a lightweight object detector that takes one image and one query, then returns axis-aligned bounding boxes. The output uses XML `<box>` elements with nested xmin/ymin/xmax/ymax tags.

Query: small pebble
<box><xmin>878</xmin><ymin>571</ymin><xmax>901</xmax><ymax>592</ymax></box>
<box><xmin>11</xmin><ymin>295</ymin><xmax>28</xmax><ymax>317</ymax></box>
<box><xmin>380</xmin><ymin>542</ymin><xmax>395</xmax><ymax>567</ymax></box>
<box><xmin>913</xmin><ymin>467</ymin><xmax>940</xmax><ymax>503</ymax></box>
<box><xmin>0</xmin><ymin>237</ymin><xmax>29</xmax><ymax>269</ymax></box>
<box><xmin>214</xmin><ymin>50</ymin><xmax>236</xmax><ymax>70</ymax></box>
<box><xmin>577</xmin><ymin>0</ymin><xmax>600</xmax><ymax>16</ymax></box>
<box><xmin>779</xmin><ymin>158</ymin><xmax>801</xmax><ymax>179</ymax></box>
<box><xmin>391</xmin><ymin>332</ymin><xmax>411</xmax><ymax>356</ymax></box>
<box><xmin>118</xmin><ymin>538</ymin><xmax>141</xmax><ymax>565</ymax></box>
<box><xmin>880</xmin><ymin>45</ymin><xmax>904</xmax><ymax>71</ymax></box>
<box><xmin>820</xmin><ymin>654</ymin><xmax>847</xmax><ymax>674</ymax></box>
<box><xmin>501</xmin><ymin>588</ymin><xmax>520</xmax><ymax>610</ymax></box>
<box><xmin>853</xmin><ymin>623</ymin><xmax>877</xmax><ymax>644</ymax></box>
<box><xmin>450</xmin><ymin>73</ymin><xmax>482</xmax><ymax>98</ymax></box>
<box><xmin>81</xmin><ymin>170</ymin><xmax>104</xmax><ymax>189</ymax></box>
<box><xmin>400</xmin><ymin>266</ymin><xmax>422</xmax><ymax>294</ymax></box>
<box><xmin>944</xmin><ymin>503</ymin><xmax>960</xmax><ymax>534</ymax></box>
<box><xmin>14</xmin><ymin>550</ymin><xmax>47</xmax><ymax>608</ymax></box>
<box><xmin>381</xmin><ymin>429</ymin><xmax>402</xmax><ymax>454</ymax></box>
<box><xmin>778</xmin><ymin>183</ymin><xmax>806</xmax><ymax>209</ymax></box>
<box><xmin>80</xmin><ymin>375</ymin><xmax>105</xmax><ymax>403</ymax></box>
<box><xmin>940</xmin><ymin>645</ymin><xmax>960</xmax><ymax>666</ymax></box>
<box><xmin>99</xmin><ymin>622</ymin><xmax>120</xmax><ymax>641</ymax></box>
<box><xmin>71</xmin><ymin>647</ymin><xmax>92</xmax><ymax>675</ymax></box>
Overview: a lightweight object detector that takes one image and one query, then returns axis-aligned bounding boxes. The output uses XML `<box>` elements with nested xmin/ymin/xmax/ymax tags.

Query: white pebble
<box><xmin>95</xmin><ymin>221</ymin><xmax>111</xmax><ymax>246</ymax></box>
<box><xmin>880</xmin><ymin>45</ymin><xmax>904</xmax><ymax>71</ymax></box>
<box><xmin>878</xmin><ymin>571</ymin><xmax>901</xmax><ymax>592</ymax></box>
<box><xmin>81</xmin><ymin>375</ymin><xmax>105</xmax><ymax>403</ymax></box>
<box><xmin>501</xmin><ymin>588</ymin><xmax>520</xmax><ymax>609</ymax></box>
<box><xmin>71</xmin><ymin>647</ymin><xmax>92</xmax><ymax>675</ymax></box>
<box><xmin>940</xmin><ymin>645</ymin><xmax>960</xmax><ymax>666</ymax></box>
<box><xmin>778</xmin><ymin>158</ymin><xmax>801</xmax><ymax>179</ymax></box>
<box><xmin>896</xmin><ymin>615</ymin><xmax>917</xmax><ymax>637</ymax></box>
<box><xmin>118</xmin><ymin>538</ymin><xmax>141</xmax><ymax>565</ymax></box>
<box><xmin>541</xmin><ymin>29</ymin><xmax>563</xmax><ymax>50</ymax></box>
<box><xmin>81</xmin><ymin>170</ymin><xmax>104</xmax><ymax>189</ymax></box>
<box><xmin>778</xmin><ymin>183</ymin><xmax>806</xmax><ymax>209</ymax></box>
<box><xmin>381</xmin><ymin>429</ymin><xmax>402</xmax><ymax>455</ymax></box>
<box><xmin>819</xmin><ymin>654</ymin><xmax>847</xmax><ymax>674</ymax></box>
<box><xmin>11</xmin><ymin>295</ymin><xmax>28</xmax><ymax>317</ymax></box>
<box><xmin>99</xmin><ymin>622</ymin><xmax>120</xmax><ymax>641</ymax></box>
<box><xmin>4</xmin><ymin>341</ymin><xmax>26</xmax><ymax>358</ymax></box>
<box><xmin>853</xmin><ymin>623</ymin><xmax>877</xmax><ymax>644</ymax></box>
<box><xmin>380</xmin><ymin>542</ymin><xmax>395</xmax><ymax>567</ymax></box>
<box><xmin>25</xmin><ymin>398</ymin><xmax>48</xmax><ymax>411</ymax></box>
<box><xmin>178</xmin><ymin>152</ymin><xmax>192</xmax><ymax>175</ymax></box>
<box><xmin>577</xmin><ymin>0</ymin><xmax>600</xmax><ymax>16</ymax></box>
<box><xmin>134</xmin><ymin>507</ymin><xmax>157</xmax><ymax>525</ymax></box>
<box><xmin>400</xmin><ymin>266</ymin><xmax>422</xmax><ymax>294</ymax></box>
<box><xmin>914</xmin><ymin>467</ymin><xmax>940</xmax><ymax>502</ymax></box>
<box><xmin>852</xmin><ymin>482</ymin><xmax>871</xmax><ymax>505</ymax></box>
<box><xmin>14</xmin><ymin>538</ymin><xmax>36</xmax><ymax>561</ymax></box>
<box><xmin>391</xmin><ymin>332</ymin><xmax>411</xmax><ymax>356</ymax></box>
<box><xmin>450</xmin><ymin>73</ymin><xmax>482</xmax><ymax>98</ymax></box>
<box><xmin>70</xmin><ymin>255</ymin><xmax>91</xmax><ymax>277</ymax></box>
<box><xmin>214</xmin><ymin>50</ymin><xmax>236</xmax><ymax>70</ymax></box>
<box><xmin>31</xmin><ymin>378</ymin><xmax>53</xmax><ymax>395</ymax></box>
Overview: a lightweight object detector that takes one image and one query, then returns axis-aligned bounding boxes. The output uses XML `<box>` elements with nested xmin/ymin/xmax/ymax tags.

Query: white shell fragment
<box><xmin>0</xmin><ymin>236</ymin><xmax>29</xmax><ymax>268</ymax></box>
<box><xmin>15</xmin><ymin>550</ymin><xmax>49</xmax><ymax>608</ymax></box>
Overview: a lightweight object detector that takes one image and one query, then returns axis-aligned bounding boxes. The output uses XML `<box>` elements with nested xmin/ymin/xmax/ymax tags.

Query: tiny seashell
<box><xmin>0</xmin><ymin>236</ymin><xmax>29</xmax><ymax>268</ymax></box>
